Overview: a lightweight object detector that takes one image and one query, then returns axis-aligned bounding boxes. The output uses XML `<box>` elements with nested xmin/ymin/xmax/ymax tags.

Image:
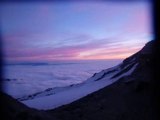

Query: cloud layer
<box><xmin>1</xmin><ymin>1</ymin><xmax>153</xmax><ymax>62</ymax></box>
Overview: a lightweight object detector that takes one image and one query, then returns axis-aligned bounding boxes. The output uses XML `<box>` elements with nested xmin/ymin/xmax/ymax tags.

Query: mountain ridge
<box><xmin>1</xmin><ymin>40</ymin><xmax>159</xmax><ymax>120</ymax></box>
<box><xmin>48</xmin><ymin>40</ymin><xmax>158</xmax><ymax>120</ymax></box>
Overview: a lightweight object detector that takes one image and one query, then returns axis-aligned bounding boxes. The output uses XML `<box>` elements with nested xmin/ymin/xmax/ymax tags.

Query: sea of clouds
<box><xmin>2</xmin><ymin>60</ymin><xmax>122</xmax><ymax>98</ymax></box>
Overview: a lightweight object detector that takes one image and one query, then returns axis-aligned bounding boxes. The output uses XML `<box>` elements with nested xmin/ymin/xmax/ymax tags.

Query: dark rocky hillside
<box><xmin>48</xmin><ymin>40</ymin><xmax>159</xmax><ymax>120</ymax></box>
<box><xmin>0</xmin><ymin>92</ymin><xmax>56</xmax><ymax>120</ymax></box>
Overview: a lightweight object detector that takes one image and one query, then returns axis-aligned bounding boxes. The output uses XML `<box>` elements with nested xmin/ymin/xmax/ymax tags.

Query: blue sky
<box><xmin>1</xmin><ymin>1</ymin><xmax>153</xmax><ymax>62</ymax></box>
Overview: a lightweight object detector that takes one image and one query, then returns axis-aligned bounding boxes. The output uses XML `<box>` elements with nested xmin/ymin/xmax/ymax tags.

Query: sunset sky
<box><xmin>1</xmin><ymin>1</ymin><xmax>153</xmax><ymax>62</ymax></box>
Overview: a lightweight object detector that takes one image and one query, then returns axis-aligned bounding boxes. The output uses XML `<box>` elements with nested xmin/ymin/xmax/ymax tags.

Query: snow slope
<box><xmin>21</xmin><ymin>62</ymin><xmax>138</xmax><ymax>110</ymax></box>
<box><xmin>3</xmin><ymin>60</ymin><xmax>121</xmax><ymax>98</ymax></box>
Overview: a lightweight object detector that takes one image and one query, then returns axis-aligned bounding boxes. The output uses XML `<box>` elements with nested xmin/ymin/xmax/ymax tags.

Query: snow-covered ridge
<box><xmin>18</xmin><ymin>64</ymin><xmax>120</xmax><ymax>101</ymax></box>
<box><xmin>20</xmin><ymin>61</ymin><xmax>138</xmax><ymax>110</ymax></box>
<box><xmin>4</xmin><ymin>60</ymin><xmax>122</xmax><ymax>98</ymax></box>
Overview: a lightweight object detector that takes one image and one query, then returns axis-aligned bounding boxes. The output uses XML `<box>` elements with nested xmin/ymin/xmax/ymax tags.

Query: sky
<box><xmin>1</xmin><ymin>1</ymin><xmax>153</xmax><ymax>62</ymax></box>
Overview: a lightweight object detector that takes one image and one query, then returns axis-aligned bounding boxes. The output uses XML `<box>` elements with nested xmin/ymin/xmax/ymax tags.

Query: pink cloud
<box><xmin>3</xmin><ymin>32</ymin><xmax>147</xmax><ymax>62</ymax></box>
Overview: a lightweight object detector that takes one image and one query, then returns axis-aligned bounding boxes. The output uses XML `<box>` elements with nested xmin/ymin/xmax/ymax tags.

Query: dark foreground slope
<box><xmin>48</xmin><ymin>40</ymin><xmax>159</xmax><ymax>120</ymax></box>
<box><xmin>0</xmin><ymin>92</ymin><xmax>57</xmax><ymax>120</ymax></box>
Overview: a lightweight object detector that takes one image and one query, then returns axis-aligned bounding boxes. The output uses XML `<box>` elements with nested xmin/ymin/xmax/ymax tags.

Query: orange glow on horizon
<box><xmin>76</xmin><ymin>45</ymin><xmax>142</xmax><ymax>60</ymax></box>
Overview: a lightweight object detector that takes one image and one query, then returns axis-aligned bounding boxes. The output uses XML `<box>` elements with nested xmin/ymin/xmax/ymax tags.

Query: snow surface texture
<box><xmin>3</xmin><ymin>60</ymin><xmax>121</xmax><ymax>98</ymax></box>
<box><xmin>21</xmin><ymin>62</ymin><xmax>138</xmax><ymax>110</ymax></box>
